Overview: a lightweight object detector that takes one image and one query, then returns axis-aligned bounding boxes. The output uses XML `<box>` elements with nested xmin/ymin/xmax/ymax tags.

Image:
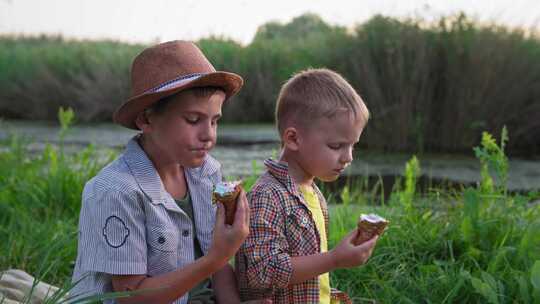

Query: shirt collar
<box><xmin>123</xmin><ymin>135</ymin><xmax>221</xmax><ymax>202</ymax></box>
<box><xmin>264</xmin><ymin>158</ymin><xmax>304</xmax><ymax>201</ymax></box>
<box><xmin>264</xmin><ymin>158</ymin><xmax>328</xmax><ymax>219</ymax></box>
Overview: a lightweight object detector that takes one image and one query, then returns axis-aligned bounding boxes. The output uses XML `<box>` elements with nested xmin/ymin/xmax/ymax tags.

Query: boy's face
<box><xmin>295</xmin><ymin>112</ymin><xmax>364</xmax><ymax>182</ymax></box>
<box><xmin>143</xmin><ymin>90</ymin><xmax>225</xmax><ymax>167</ymax></box>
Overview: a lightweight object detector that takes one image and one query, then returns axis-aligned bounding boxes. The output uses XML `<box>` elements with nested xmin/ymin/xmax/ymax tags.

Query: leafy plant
<box><xmin>473</xmin><ymin>126</ymin><xmax>509</xmax><ymax>195</ymax></box>
<box><xmin>1</xmin><ymin>119</ymin><xmax>539</xmax><ymax>303</ymax></box>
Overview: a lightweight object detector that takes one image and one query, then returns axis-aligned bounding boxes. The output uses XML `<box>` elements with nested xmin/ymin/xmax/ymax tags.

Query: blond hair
<box><xmin>275</xmin><ymin>68</ymin><xmax>369</xmax><ymax>135</ymax></box>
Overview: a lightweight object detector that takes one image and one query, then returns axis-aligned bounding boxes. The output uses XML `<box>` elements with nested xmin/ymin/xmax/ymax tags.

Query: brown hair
<box><xmin>145</xmin><ymin>86</ymin><xmax>224</xmax><ymax>115</ymax></box>
<box><xmin>275</xmin><ymin>68</ymin><xmax>369</xmax><ymax>135</ymax></box>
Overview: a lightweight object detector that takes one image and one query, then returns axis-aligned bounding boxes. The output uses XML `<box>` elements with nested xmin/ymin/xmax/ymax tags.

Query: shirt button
<box><xmin>182</xmin><ymin>230</ymin><xmax>190</xmax><ymax>237</ymax></box>
<box><xmin>158</xmin><ymin>236</ymin><xmax>165</xmax><ymax>244</ymax></box>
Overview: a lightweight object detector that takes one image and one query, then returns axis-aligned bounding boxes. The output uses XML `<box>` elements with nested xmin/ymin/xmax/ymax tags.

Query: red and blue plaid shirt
<box><xmin>235</xmin><ymin>159</ymin><xmax>352</xmax><ymax>304</ymax></box>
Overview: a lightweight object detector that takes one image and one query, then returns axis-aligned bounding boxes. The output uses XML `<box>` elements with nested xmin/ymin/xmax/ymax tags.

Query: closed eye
<box><xmin>185</xmin><ymin>115</ymin><xmax>200</xmax><ymax>124</ymax></box>
<box><xmin>328</xmin><ymin>144</ymin><xmax>341</xmax><ymax>150</ymax></box>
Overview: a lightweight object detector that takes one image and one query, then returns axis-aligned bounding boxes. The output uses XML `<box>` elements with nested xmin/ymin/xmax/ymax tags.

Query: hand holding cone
<box><xmin>353</xmin><ymin>213</ymin><xmax>389</xmax><ymax>245</ymax></box>
<box><xmin>212</xmin><ymin>180</ymin><xmax>243</xmax><ymax>225</ymax></box>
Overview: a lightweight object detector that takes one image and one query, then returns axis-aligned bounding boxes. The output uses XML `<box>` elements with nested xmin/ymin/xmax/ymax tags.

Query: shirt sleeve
<box><xmin>242</xmin><ymin>190</ymin><xmax>293</xmax><ymax>289</ymax></box>
<box><xmin>77</xmin><ymin>188</ymin><xmax>147</xmax><ymax>275</ymax></box>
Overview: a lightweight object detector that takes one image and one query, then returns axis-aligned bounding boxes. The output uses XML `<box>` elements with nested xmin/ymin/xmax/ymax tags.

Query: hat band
<box><xmin>145</xmin><ymin>73</ymin><xmax>204</xmax><ymax>94</ymax></box>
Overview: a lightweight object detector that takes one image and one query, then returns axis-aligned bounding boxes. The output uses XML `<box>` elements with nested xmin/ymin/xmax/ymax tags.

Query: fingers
<box><xmin>356</xmin><ymin>234</ymin><xmax>379</xmax><ymax>254</ymax></box>
<box><xmin>366</xmin><ymin>234</ymin><xmax>378</xmax><ymax>247</ymax></box>
<box><xmin>240</xmin><ymin>190</ymin><xmax>250</xmax><ymax>227</ymax></box>
<box><xmin>346</xmin><ymin>229</ymin><xmax>359</xmax><ymax>240</ymax></box>
<box><xmin>215</xmin><ymin>202</ymin><xmax>225</xmax><ymax>227</ymax></box>
<box><xmin>341</xmin><ymin>229</ymin><xmax>359</xmax><ymax>246</ymax></box>
<box><xmin>233</xmin><ymin>189</ymin><xmax>250</xmax><ymax>230</ymax></box>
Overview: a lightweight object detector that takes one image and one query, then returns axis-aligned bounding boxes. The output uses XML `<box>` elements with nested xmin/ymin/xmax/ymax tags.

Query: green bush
<box><xmin>1</xmin><ymin>13</ymin><xmax>540</xmax><ymax>155</ymax></box>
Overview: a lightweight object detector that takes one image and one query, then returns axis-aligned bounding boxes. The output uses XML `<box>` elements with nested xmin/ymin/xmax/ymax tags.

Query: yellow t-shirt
<box><xmin>299</xmin><ymin>185</ymin><xmax>331</xmax><ymax>304</ymax></box>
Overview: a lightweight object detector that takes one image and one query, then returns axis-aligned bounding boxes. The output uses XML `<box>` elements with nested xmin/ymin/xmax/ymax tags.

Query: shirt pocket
<box><xmin>285</xmin><ymin>207</ymin><xmax>317</xmax><ymax>255</ymax></box>
<box><xmin>146</xmin><ymin>226</ymin><xmax>179</xmax><ymax>276</ymax></box>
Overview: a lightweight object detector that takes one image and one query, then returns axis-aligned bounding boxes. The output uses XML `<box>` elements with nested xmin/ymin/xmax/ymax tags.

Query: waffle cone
<box><xmin>353</xmin><ymin>214</ymin><xmax>388</xmax><ymax>245</ymax></box>
<box><xmin>212</xmin><ymin>181</ymin><xmax>242</xmax><ymax>225</ymax></box>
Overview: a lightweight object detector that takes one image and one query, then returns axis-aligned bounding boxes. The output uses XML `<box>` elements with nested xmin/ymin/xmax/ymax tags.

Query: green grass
<box><xmin>1</xmin><ymin>115</ymin><xmax>539</xmax><ymax>303</ymax></box>
<box><xmin>326</xmin><ymin>128</ymin><xmax>540</xmax><ymax>303</ymax></box>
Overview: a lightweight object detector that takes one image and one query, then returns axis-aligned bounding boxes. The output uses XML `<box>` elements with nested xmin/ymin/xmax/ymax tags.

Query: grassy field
<box><xmin>0</xmin><ymin>113</ymin><xmax>539</xmax><ymax>303</ymax></box>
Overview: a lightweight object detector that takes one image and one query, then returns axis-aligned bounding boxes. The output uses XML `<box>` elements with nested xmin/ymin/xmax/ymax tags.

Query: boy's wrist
<box><xmin>327</xmin><ymin>249</ymin><xmax>340</xmax><ymax>270</ymax></box>
<box><xmin>202</xmin><ymin>252</ymin><xmax>229</xmax><ymax>271</ymax></box>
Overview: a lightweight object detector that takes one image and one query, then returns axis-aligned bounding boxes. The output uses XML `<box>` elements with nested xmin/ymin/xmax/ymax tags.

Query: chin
<box><xmin>319</xmin><ymin>174</ymin><xmax>340</xmax><ymax>182</ymax></box>
<box><xmin>183</xmin><ymin>158</ymin><xmax>205</xmax><ymax>168</ymax></box>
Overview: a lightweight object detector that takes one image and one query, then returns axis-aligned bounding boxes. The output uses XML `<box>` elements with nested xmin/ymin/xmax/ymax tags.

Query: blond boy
<box><xmin>236</xmin><ymin>68</ymin><xmax>379</xmax><ymax>303</ymax></box>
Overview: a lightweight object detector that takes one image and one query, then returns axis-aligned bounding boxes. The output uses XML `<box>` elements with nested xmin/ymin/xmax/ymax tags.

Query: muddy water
<box><xmin>1</xmin><ymin>120</ymin><xmax>539</xmax><ymax>192</ymax></box>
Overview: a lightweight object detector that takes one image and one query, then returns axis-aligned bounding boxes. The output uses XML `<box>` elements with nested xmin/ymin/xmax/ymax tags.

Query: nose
<box><xmin>198</xmin><ymin>120</ymin><xmax>216</xmax><ymax>145</ymax></box>
<box><xmin>340</xmin><ymin>146</ymin><xmax>353</xmax><ymax>164</ymax></box>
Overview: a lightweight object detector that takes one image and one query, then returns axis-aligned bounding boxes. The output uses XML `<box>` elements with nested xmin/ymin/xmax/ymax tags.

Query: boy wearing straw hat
<box><xmin>71</xmin><ymin>41</ymin><xmax>251</xmax><ymax>304</ymax></box>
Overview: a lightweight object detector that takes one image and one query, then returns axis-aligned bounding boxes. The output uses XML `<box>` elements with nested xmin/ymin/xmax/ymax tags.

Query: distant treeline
<box><xmin>1</xmin><ymin>13</ymin><xmax>539</xmax><ymax>155</ymax></box>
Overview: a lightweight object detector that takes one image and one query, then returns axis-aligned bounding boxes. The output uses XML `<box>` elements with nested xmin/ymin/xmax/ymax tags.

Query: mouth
<box><xmin>333</xmin><ymin>167</ymin><xmax>345</xmax><ymax>174</ymax></box>
<box><xmin>191</xmin><ymin>148</ymin><xmax>210</xmax><ymax>156</ymax></box>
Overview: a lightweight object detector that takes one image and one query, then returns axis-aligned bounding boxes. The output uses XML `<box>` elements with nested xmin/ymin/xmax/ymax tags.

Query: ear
<box><xmin>282</xmin><ymin>127</ymin><xmax>300</xmax><ymax>151</ymax></box>
<box><xmin>134</xmin><ymin>111</ymin><xmax>152</xmax><ymax>133</ymax></box>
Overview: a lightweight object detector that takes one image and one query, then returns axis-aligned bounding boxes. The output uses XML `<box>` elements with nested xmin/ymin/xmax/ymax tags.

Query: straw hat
<box><xmin>113</xmin><ymin>40</ymin><xmax>244</xmax><ymax>129</ymax></box>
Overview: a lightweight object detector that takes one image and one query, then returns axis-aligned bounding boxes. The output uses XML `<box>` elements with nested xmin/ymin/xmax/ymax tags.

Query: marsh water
<box><xmin>1</xmin><ymin>120</ymin><xmax>539</xmax><ymax>193</ymax></box>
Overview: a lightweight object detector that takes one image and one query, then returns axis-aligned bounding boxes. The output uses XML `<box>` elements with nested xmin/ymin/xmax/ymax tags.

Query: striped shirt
<box><xmin>235</xmin><ymin>159</ymin><xmax>352</xmax><ymax>304</ymax></box>
<box><xmin>70</xmin><ymin>136</ymin><xmax>221</xmax><ymax>304</ymax></box>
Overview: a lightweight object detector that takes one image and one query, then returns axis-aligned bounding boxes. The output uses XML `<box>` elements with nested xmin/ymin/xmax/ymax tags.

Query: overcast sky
<box><xmin>1</xmin><ymin>0</ymin><xmax>539</xmax><ymax>44</ymax></box>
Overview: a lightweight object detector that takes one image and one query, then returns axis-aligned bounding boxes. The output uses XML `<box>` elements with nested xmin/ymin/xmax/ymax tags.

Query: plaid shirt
<box><xmin>235</xmin><ymin>159</ymin><xmax>352</xmax><ymax>304</ymax></box>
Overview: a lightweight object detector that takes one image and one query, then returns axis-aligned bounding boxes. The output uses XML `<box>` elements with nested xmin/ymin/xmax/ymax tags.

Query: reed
<box><xmin>1</xmin><ymin>13</ymin><xmax>539</xmax><ymax>155</ymax></box>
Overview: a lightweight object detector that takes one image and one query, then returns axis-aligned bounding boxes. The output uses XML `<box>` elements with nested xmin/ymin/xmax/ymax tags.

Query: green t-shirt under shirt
<box><xmin>175</xmin><ymin>193</ymin><xmax>215</xmax><ymax>304</ymax></box>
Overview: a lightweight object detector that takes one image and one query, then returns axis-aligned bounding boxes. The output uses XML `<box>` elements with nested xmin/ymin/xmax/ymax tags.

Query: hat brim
<box><xmin>113</xmin><ymin>71</ymin><xmax>243</xmax><ymax>130</ymax></box>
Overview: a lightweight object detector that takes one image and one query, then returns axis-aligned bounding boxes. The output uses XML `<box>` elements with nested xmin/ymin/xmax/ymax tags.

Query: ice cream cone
<box><xmin>212</xmin><ymin>180</ymin><xmax>242</xmax><ymax>225</ymax></box>
<box><xmin>353</xmin><ymin>213</ymin><xmax>388</xmax><ymax>245</ymax></box>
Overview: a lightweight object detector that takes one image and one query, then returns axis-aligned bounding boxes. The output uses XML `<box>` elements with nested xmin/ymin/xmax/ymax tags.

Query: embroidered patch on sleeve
<box><xmin>102</xmin><ymin>215</ymin><xmax>130</xmax><ymax>248</ymax></box>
